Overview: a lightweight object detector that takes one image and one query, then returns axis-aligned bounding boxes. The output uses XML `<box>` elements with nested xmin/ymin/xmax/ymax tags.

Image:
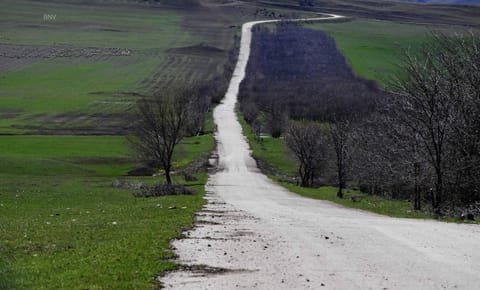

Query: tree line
<box><xmin>240</xmin><ymin>23</ymin><xmax>480</xmax><ymax>216</ymax></box>
<box><xmin>358</xmin><ymin>32</ymin><xmax>480</xmax><ymax>214</ymax></box>
<box><xmin>239</xmin><ymin>23</ymin><xmax>382</xmax><ymax>136</ymax></box>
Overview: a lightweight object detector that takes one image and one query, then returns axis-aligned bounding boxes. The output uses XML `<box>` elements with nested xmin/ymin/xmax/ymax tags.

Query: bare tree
<box><xmin>129</xmin><ymin>88</ymin><xmax>194</xmax><ymax>184</ymax></box>
<box><xmin>351</xmin><ymin>114</ymin><xmax>398</xmax><ymax>197</ymax></box>
<box><xmin>265</xmin><ymin>102</ymin><xmax>288</xmax><ymax>138</ymax></box>
<box><xmin>286</xmin><ymin>121</ymin><xmax>328</xmax><ymax>187</ymax></box>
<box><xmin>242</xmin><ymin>101</ymin><xmax>260</xmax><ymax>124</ymax></box>
<box><xmin>387</xmin><ymin>31</ymin><xmax>480</xmax><ymax>211</ymax></box>
<box><xmin>432</xmin><ymin>32</ymin><xmax>480</xmax><ymax>205</ymax></box>
<box><xmin>252</xmin><ymin>118</ymin><xmax>264</xmax><ymax>143</ymax></box>
<box><xmin>329</xmin><ymin>117</ymin><xmax>354</xmax><ymax>198</ymax></box>
<box><xmin>184</xmin><ymin>82</ymin><xmax>216</xmax><ymax>136</ymax></box>
<box><xmin>389</xmin><ymin>51</ymin><xmax>457</xmax><ymax>211</ymax></box>
<box><xmin>383</xmin><ymin>116</ymin><xmax>430</xmax><ymax>209</ymax></box>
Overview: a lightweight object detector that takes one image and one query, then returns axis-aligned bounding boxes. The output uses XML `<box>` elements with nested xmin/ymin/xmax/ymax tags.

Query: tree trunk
<box><xmin>165</xmin><ymin>167</ymin><xmax>172</xmax><ymax>185</ymax></box>
<box><xmin>433</xmin><ymin>171</ymin><xmax>443</xmax><ymax>212</ymax></box>
<box><xmin>337</xmin><ymin>171</ymin><xmax>345</xmax><ymax>199</ymax></box>
<box><xmin>337</xmin><ymin>188</ymin><xmax>344</xmax><ymax>199</ymax></box>
<box><xmin>413</xmin><ymin>163</ymin><xmax>421</xmax><ymax>210</ymax></box>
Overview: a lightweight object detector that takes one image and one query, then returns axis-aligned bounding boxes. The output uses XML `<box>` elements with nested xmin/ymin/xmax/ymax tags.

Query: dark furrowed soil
<box><xmin>0</xmin><ymin>44</ymin><xmax>132</xmax><ymax>72</ymax></box>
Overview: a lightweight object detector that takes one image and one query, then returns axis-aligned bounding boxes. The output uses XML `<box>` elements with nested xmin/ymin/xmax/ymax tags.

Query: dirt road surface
<box><xmin>161</xmin><ymin>14</ymin><xmax>480</xmax><ymax>289</ymax></box>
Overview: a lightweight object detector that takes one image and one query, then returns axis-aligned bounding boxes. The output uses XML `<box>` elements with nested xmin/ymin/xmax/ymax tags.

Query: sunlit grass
<box><xmin>0</xmin><ymin>128</ymin><xmax>215</xmax><ymax>288</ymax></box>
<box><xmin>307</xmin><ymin>19</ymin><xmax>431</xmax><ymax>84</ymax></box>
<box><xmin>0</xmin><ymin>174</ymin><xmax>207</xmax><ymax>289</ymax></box>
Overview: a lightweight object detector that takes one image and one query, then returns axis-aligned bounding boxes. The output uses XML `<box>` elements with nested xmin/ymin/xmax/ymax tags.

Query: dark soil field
<box><xmin>240</xmin><ymin>24</ymin><xmax>383</xmax><ymax>121</ymax></box>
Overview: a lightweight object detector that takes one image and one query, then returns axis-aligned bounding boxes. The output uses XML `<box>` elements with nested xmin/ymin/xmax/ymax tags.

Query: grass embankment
<box><xmin>0</xmin><ymin>130</ymin><xmax>215</xmax><ymax>289</ymax></box>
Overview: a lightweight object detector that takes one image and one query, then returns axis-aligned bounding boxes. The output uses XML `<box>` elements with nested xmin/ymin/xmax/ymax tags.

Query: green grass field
<box><xmin>0</xmin><ymin>130</ymin><xmax>215</xmax><ymax>288</ymax></box>
<box><xmin>0</xmin><ymin>57</ymin><xmax>159</xmax><ymax>112</ymax></box>
<box><xmin>0</xmin><ymin>0</ymin><xmax>240</xmax><ymax>134</ymax></box>
<box><xmin>308</xmin><ymin>18</ymin><xmax>476</xmax><ymax>85</ymax></box>
<box><xmin>0</xmin><ymin>175</ymin><xmax>206</xmax><ymax>289</ymax></box>
<box><xmin>0</xmin><ymin>0</ymin><xmax>187</xmax><ymax>48</ymax></box>
<box><xmin>0</xmin><ymin>0</ymin><xmax>180</xmax><ymax>134</ymax></box>
<box><xmin>0</xmin><ymin>135</ymin><xmax>129</xmax><ymax>176</ymax></box>
<box><xmin>0</xmin><ymin>112</ymin><xmax>215</xmax><ymax>288</ymax></box>
<box><xmin>307</xmin><ymin>19</ymin><xmax>430</xmax><ymax>84</ymax></box>
<box><xmin>0</xmin><ymin>174</ymin><xmax>208</xmax><ymax>289</ymax></box>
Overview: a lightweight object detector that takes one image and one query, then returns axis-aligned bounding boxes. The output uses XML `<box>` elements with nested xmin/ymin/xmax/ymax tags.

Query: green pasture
<box><xmin>0</xmin><ymin>128</ymin><xmax>215</xmax><ymax>288</ymax></box>
<box><xmin>0</xmin><ymin>174</ymin><xmax>207</xmax><ymax>289</ymax></box>
<box><xmin>0</xmin><ymin>56</ymin><xmax>159</xmax><ymax>113</ymax></box>
<box><xmin>308</xmin><ymin>19</ymin><xmax>431</xmax><ymax>83</ymax></box>
<box><xmin>0</xmin><ymin>0</ymin><xmax>235</xmax><ymax>134</ymax></box>
<box><xmin>0</xmin><ymin>0</ymin><xmax>188</xmax><ymax>49</ymax></box>
<box><xmin>0</xmin><ymin>135</ymin><xmax>129</xmax><ymax>176</ymax></box>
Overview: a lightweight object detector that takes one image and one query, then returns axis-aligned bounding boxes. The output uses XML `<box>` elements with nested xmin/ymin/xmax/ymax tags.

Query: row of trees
<box><xmin>241</xmin><ymin>22</ymin><xmax>480</xmax><ymax>213</ymax></box>
<box><xmin>239</xmin><ymin>23</ymin><xmax>382</xmax><ymax>138</ymax></box>
<box><xmin>284</xmin><ymin>118</ymin><xmax>352</xmax><ymax>199</ymax></box>
<box><xmin>363</xmin><ymin>32</ymin><xmax>480</xmax><ymax>211</ymax></box>
<box><xmin>286</xmin><ymin>32</ymin><xmax>480</xmax><ymax>213</ymax></box>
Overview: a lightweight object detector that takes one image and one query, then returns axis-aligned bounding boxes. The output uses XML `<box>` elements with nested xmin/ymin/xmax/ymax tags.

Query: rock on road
<box><xmin>161</xmin><ymin>14</ymin><xmax>480</xmax><ymax>289</ymax></box>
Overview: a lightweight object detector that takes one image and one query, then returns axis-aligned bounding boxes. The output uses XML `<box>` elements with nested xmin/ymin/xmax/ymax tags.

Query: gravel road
<box><xmin>161</xmin><ymin>14</ymin><xmax>480</xmax><ymax>289</ymax></box>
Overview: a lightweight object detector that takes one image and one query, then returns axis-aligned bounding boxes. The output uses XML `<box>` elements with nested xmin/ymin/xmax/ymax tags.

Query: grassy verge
<box><xmin>237</xmin><ymin>110</ymin><xmax>477</xmax><ymax>223</ymax></box>
<box><xmin>237</xmin><ymin>109</ymin><xmax>297</xmax><ymax>177</ymax></box>
<box><xmin>0</xmin><ymin>129</ymin><xmax>215</xmax><ymax>288</ymax></box>
<box><xmin>279</xmin><ymin>183</ymin><xmax>429</xmax><ymax>219</ymax></box>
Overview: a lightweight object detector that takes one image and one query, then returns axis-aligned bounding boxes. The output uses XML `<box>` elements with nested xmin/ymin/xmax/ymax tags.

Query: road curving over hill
<box><xmin>161</xmin><ymin>14</ymin><xmax>480</xmax><ymax>289</ymax></box>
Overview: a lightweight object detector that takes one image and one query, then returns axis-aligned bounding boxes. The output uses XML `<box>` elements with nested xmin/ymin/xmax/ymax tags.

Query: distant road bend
<box><xmin>162</xmin><ymin>14</ymin><xmax>480</xmax><ymax>289</ymax></box>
